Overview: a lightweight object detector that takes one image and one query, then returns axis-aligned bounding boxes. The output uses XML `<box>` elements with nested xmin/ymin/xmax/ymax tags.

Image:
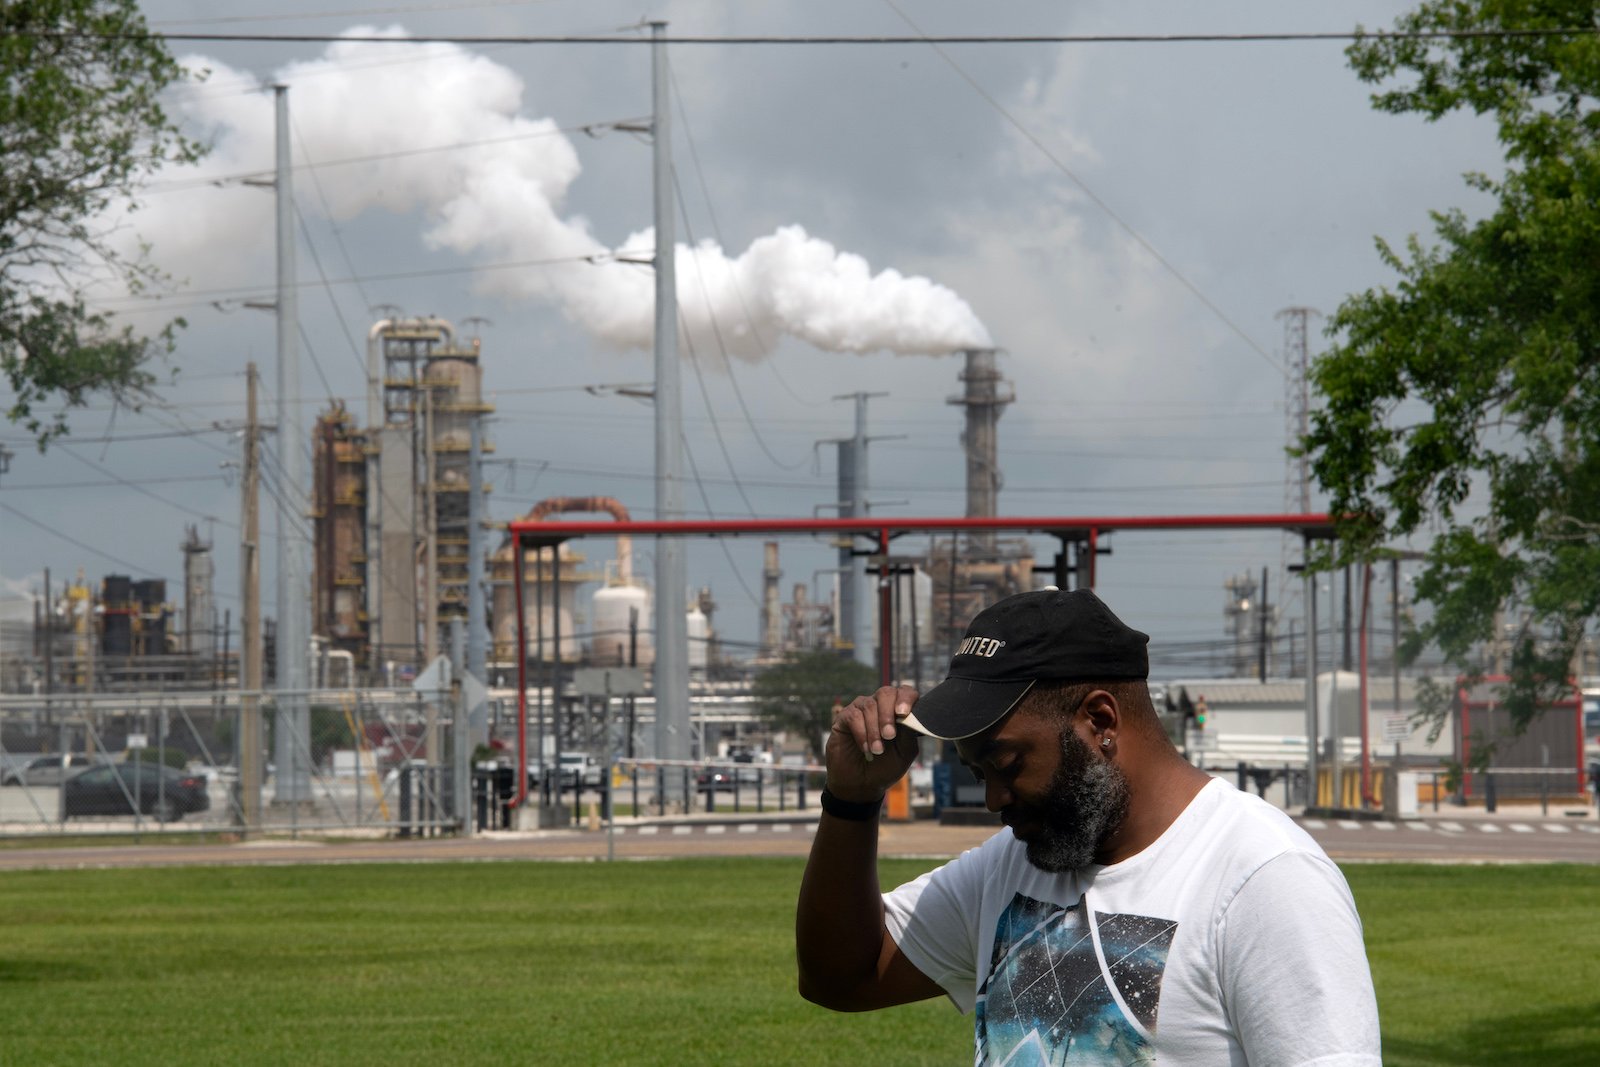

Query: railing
<box><xmin>1477</xmin><ymin>766</ymin><xmax>1591</xmax><ymax>816</ymax></box>
<box><xmin>460</xmin><ymin>758</ymin><xmax>827</xmax><ymax>833</ymax></box>
<box><xmin>626</xmin><ymin>757</ymin><xmax>821</xmax><ymax>817</ymax></box>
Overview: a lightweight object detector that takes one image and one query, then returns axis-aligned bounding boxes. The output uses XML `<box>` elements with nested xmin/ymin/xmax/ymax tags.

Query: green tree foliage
<box><xmin>751</xmin><ymin>650</ymin><xmax>881</xmax><ymax>762</ymax></box>
<box><xmin>1305</xmin><ymin>2</ymin><xmax>1600</xmax><ymax>746</ymax></box>
<box><xmin>128</xmin><ymin>745</ymin><xmax>189</xmax><ymax>770</ymax></box>
<box><xmin>1</xmin><ymin>0</ymin><xmax>203</xmax><ymax>447</ymax></box>
<box><xmin>309</xmin><ymin>705</ymin><xmax>356</xmax><ymax>767</ymax></box>
<box><xmin>264</xmin><ymin>706</ymin><xmax>357</xmax><ymax>769</ymax></box>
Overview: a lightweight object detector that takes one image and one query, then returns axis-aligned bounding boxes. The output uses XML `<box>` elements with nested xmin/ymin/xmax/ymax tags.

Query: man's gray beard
<box><xmin>1023</xmin><ymin>727</ymin><xmax>1131</xmax><ymax>873</ymax></box>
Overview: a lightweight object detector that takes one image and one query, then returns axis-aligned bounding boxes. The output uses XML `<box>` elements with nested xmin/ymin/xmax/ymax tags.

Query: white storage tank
<box><xmin>591</xmin><ymin>583</ymin><xmax>653</xmax><ymax>667</ymax></box>
<box><xmin>488</xmin><ymin>538</ymin><xmax>595</xmax><ymax>664</ymax></box>
<box><xmin>687</xmin><ymin>603</ymin><xmax>710</xmax><ymax>673</ymax></box>
<box><xmin>493</xmin><ymin>603</ymin><xmax>581</xmax><ymax>662</ymax></box>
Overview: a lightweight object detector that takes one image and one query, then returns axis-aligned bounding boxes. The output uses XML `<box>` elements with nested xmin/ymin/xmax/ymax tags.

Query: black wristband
<box><xmin>820</xmin><ymin>787</ymin><xmax>883</xmax><ymax>821</ymax></box>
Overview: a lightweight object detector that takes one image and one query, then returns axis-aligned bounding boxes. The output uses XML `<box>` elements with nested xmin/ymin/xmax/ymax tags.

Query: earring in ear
<box><xmin>1101</xmin><ymin>736</ymin><xmax>1112</xmax><ymax>748</ymax></box>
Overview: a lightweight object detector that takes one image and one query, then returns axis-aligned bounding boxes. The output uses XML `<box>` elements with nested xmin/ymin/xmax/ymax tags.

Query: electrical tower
<box><xmin>1278</xmin><ymin>307</ymin><xmax>1319</xmax><ymax>513</ymax></box>
<box><xmin>1277</xmin><ymin>306</ymin><xmax>1320</xmax><ymax>672</ymax></box>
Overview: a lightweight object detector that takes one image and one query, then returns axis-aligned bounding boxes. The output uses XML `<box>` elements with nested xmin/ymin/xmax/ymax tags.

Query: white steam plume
<box><xmin>140</xmin><ymin>29</ymin><xmax>989</xmax><ymax>357</ymax></box>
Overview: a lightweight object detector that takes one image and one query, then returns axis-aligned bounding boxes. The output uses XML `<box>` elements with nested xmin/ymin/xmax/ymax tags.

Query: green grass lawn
<box><xmin>1345</xmin><ymin>864</ymin><xmax>1600</xmax><ymax>1066</ymax></box>
<box><xmin>1</xmin><ymin>859</ymin><xmax>1595</xmax><ymax>1065</ymax></box>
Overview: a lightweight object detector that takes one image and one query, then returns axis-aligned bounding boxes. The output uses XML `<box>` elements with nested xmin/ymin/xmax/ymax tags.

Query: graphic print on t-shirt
<box><xmin>975</xmin><ymin>892</ymin><xmax>1176</xmax><ymax>1066</ymax></box>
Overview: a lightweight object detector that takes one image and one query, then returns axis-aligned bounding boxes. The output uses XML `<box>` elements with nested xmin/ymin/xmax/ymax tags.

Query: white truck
<box><xmin>527</xmin><ymin>752</ymin><xmax>603</xmax><ymax>789</ymax></box>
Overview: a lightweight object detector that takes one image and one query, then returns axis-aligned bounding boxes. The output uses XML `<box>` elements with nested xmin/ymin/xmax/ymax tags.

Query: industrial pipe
<box><xmin>519</xmin><ymin>496</ymin><xmax>634</xmax><ymax>581</ymax></box>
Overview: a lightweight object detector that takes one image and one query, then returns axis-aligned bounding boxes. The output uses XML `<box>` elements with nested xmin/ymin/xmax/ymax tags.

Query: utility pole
<box><xmin>83</xmin><ymin>579</ymin><xmax>95</xmax><ymax>696</ymax></box>
<box><xmin>841</xmin><ymin>392</ymin><xmax>889</xmax><ymax>665</ymax></box>
<box><xmin>1391</xmin><ymin>557</ymin><xmax>1403</xmax><ymax>764</ymax></box>
<box><xmin>824</xmin><ymin>392</ymin><xmax>894</xmax><ymax>666</ymax></box>
<box><xmin>1259</xmin><ymin>566</ymin><xmax>1269</xmax><ymax>682</ymax></box>
<box><xmin>240</xmin><ymin>362</ymin><xmax>263</xmax><ymax>830</ymax></box>
<box><xmin>1342</xmin><ymin>565</ymin><xmax>1354</xmax><ymax>671</ymax></box>
<box><xmin>650</xmin><ymin>20</ymin><xmax>690</xmax><ymax>803</ymax></box>
<box><xmin>271</xmin><ymin>84</ymin><xmax>311</xmax><ymax>806</ymax></box>
<box><xmin>1277</xmin><ymin>308</ymin><xmax>1319</xmax><ymax>641</ymax></box>
<box><xmin>466</xmin><ymin>416</ymin><xmax>487</xmax><ymax>681</ymax></box>
<box><xmin>423</xmin><ymin>383</ymin><xmax>438</xmax><ymax>664</ymax></box>
<box><xmin>42</xmin><ymin>568</ymin><xmax>53</xmax><ymax>709</ymax></box>
<box><xmin>1303</xmin><ymin>538</ymin><xmax>1320</xmax><ymax>806</ymax></box>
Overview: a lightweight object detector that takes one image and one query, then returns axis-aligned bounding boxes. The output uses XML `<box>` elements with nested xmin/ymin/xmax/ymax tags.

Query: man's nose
<box><xmin>983</xmin><ymin>778</ymin><xmax>1012</xmax><ymax>813</ymax></box>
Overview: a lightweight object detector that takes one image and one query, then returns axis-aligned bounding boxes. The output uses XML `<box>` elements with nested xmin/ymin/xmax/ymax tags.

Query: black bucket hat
<box><xmin>900</xmin><ymin>587</ymin><xmax>1149</xmax><ymax>740</ymax></box>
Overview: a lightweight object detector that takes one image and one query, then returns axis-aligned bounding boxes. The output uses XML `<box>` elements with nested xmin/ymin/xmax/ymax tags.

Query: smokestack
<box><xmin>760</xmin><ymin>542</ymin><xmax>781</xmax><ymax>660</ymax></box>
<box><xmin>181</xmin><ymin>525</ymin><xmax>214</xmax><ymax>658</ymax></box>
<box><xmin>948</xmin><ymin>348</ymin><xmax>1013</xmax><ymax>552</ymax></box>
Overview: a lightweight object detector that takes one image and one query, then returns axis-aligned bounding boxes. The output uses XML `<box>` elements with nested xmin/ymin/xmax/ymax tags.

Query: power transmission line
<box><xmin>21</xmin><ymin>29</ymin><xmax>1600</xmax><ymax>46</ymax></box>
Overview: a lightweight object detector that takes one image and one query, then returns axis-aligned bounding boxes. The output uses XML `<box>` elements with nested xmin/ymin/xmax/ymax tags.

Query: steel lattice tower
<box><xmin>1277</xmin><ymin>306</ymin><xmax>1320</xmax><ymax>675</ymax></box>
<box><xmin>1278</xmin><ymin>307</ymin><xmax>1319</xmax><ymax>514</ymax></box>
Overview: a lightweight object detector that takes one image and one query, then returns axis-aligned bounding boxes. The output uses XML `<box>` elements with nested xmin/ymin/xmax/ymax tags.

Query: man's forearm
<box><xmin>795</xmin><ymin>811</ymin><xmax>891</xmax><ymax>1008</ymax></box>
<box><xmin>798</xmin><ymin>685</ymin><xmax>924</xmax><ymax>1010</ymax></box>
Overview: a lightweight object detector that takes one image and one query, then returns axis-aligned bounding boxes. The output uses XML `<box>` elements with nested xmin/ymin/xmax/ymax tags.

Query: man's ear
<box><xmin>1079</xmin><ymin>688</ymin><xmax>1119</xmax><ymax>737</ymax></box>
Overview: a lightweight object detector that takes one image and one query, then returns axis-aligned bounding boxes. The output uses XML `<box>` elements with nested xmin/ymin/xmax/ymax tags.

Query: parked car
<box><xmin>696</xmin><ymin>765</ymin><xmax>764</xmax><ymax>792</ymax></box>
<box><xmin>62</xmin><ymin>763</ymin><xmax>210</xmax><ymax>823</ymax></box>
<box><xmin>1</xmin><ymin>753</ymin><xmax>103</xmax><ymax>787</ymax></box>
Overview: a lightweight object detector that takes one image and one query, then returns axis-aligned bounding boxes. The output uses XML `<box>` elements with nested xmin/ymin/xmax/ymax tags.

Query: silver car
<box><xmin>1</xmin><ymin>753</ymin><xmax>103</xmax><ymax>787</ymax></box>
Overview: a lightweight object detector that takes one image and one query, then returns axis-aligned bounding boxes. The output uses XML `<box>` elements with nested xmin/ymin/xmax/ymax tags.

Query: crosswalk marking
<box><xmin>601</xmin><ymin>816</ymin><xmax>1595</xmax><ymax>840</ymax></box>
<box><xmin>610</xmin><ymin>821</ymin><xmax>822</xmax><ymax>836</ymax></box>
<box><xmin>1293</xmin><ymin>818</ymin><xmax>1597</xmax><ymax>836</ymax></box>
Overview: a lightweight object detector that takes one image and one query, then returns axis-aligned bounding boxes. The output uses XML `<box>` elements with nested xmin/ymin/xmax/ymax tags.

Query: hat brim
<box><xmin>899</xmin><ymin>677</ymin><xmax>1036</xmax><ymax>741</ymax></box>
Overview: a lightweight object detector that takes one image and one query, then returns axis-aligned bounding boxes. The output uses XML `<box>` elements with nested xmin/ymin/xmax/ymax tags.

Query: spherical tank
<box><xmin>591</xmin><ymin>583</ymin><xmax>653</xmax><ymax>667</ymax></box>
<box><xmin>687</xmin><ymin>604</ymin><xmax>709</xmax><ymax>672</ymax></box>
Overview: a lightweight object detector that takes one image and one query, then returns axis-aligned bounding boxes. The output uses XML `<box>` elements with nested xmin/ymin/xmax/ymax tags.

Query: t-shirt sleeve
<box><xmin>882</xmin><ymin>839</ymin><xmax>997</xmax><ymax>1014</ymax></box>
<box><xmin>1216</xmin><ymin>849</ymin><xmax>1382</xmax><ymax>1066</ymax></box>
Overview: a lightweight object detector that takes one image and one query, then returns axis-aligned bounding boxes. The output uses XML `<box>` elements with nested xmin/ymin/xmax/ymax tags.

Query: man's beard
<box><xmin>1019</xmin><ymin>726</ymin><xmax>1131</xmax><ymax>872</ymax></box>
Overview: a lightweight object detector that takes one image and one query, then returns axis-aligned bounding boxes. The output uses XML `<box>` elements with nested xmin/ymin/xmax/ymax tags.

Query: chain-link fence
<box><xmin>0</xmin><ymin>689</ymin><xmax>480</xmax><ymax>837</ymax></box>
<box><xmin>1</xmin><ymin>689</ymin><xmax>830</xmax><ymax>837</ymax></box>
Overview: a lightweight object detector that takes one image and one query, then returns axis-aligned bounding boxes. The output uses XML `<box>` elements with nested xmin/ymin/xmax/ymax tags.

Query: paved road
<box><xmin>1</xmin><ymin>809</ymin><xmax>1594</xmax><ymax>871</ymax></box>
<box><xmin>1298</xmin><ymin>812</ymin><xmax>1600</xmax><ymax>864</ymax></box>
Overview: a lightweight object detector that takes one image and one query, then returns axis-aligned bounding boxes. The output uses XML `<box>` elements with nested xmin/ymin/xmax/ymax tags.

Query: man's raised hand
<box><xmin>824</xmin><ymin>685</ymin><xmax>921</xmax><ymax>803</ymax></box>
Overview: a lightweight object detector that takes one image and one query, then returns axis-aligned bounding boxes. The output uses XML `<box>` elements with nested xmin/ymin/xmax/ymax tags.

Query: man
<box><xmin>796</xmin><ymin>588</ymin><xmax>1380</xmax><ymax>1065</ymax></box>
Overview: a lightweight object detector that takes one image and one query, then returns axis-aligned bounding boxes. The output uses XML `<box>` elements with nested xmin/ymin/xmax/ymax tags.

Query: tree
<box><xmin>1</xmin><ymin>0</ymin><xmax>203</xmax><ymax>448</ymax></box>
<box><xmin>309</xmin><ymin>705</ymin><xmax>356</xmax><ymax>769</ymax></box>
<box><xmin>751</xmin><ymin>651</ymin><xmax>881</xmax><ymax>763</ymax></box>
<box><xmin>1304</xmin><ymin>1</ymin><xmax>1600</xmax><ymax>751</ymax></box>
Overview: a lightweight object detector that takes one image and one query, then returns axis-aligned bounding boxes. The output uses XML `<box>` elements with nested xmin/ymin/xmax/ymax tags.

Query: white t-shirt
<box><xmin>883</xmin><ymin>778</ymin><xmax>1380</xmax><ymax>1066</ymax></box>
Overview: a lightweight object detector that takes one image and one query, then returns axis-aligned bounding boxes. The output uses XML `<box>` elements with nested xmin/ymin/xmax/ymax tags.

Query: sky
<box><xmin>0</xmin><ymin>0</ymin><xmax>1508</xmax><ymax>678</ymax></box>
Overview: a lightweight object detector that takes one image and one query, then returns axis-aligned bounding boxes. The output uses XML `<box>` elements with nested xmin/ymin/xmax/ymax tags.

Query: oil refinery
<box><xmin>4</xmin><ymin>322</ymin><xmax>1586</xmax><ymax>833</ymax></box>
